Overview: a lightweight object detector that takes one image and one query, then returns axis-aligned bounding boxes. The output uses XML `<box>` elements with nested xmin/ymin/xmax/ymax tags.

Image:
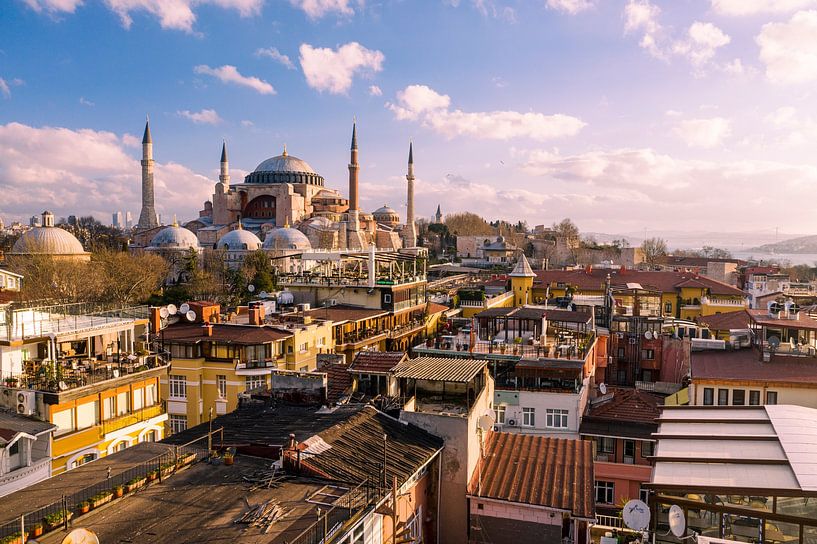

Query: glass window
<box><xmin>703</xmin><ymin>388</ymin><xmax>714</xmax><ymax>405</ymax></box>
<box><xmin>594</xmin><ymin>481</ymin><xmax>615</xmax><ymax>504</ymax></box>
<box><xmin>132</xmin><ymin>388</ymin><xmax>144</xmax><ymax>411</ymax></box>
<box><xmin>732</xmin><ymin>389</ymin><xmax>745</xmax><ymax>405</ymax></box>
<box><xmin>642</xmin><ymin>440</ymin><xmax>655</xmax><ymax>457</ymax></box>
<box><xmin>641</xmin><ymin>349</ymin><xmax>655</xmax><ymax>360</ymax></box>
<box><xmin>597</xmin><ymin>437</ymin><xmax>615</xmax><ymax>455</ymax></box>
<box><xmin>546</xmin><ymin>409</ymin><xmax>568</xmax><ymax>429</ymax></box>
<box><xmin>53</xmin><ymin>408</ymin><xmax>76</xmax><ymax>435</ymax></box>
<box><xmin>245</xmin><ymin>376</ymin><xmax>265</xmax><ymax>392</ymax></box>
<box><xmin>749</xmin><ymin>390</ymin><xmax>760</xmax><ymax>405</ymax></box>
<box><xmin>766</xmin><ymin>391</ymin><xmax>778</xmax><ymax>405</ymax></box>
<box><xmin>640</xmin><ymin>488</ymin><xmax>649</xmax><ymax>504</ymax></box>
<box><xmin>116</xmin><ymin>391</ymin><xmax>129</xmax><ymax>416</ymax></box>
<box><xmin>71</xmin><ymin>453</ymin><xmax>97</xmax><ymax>469</ymax></box>
<box><xmin>169</xmin><ymin>375</ymin><xmax>187</xmax><ymax>398</ymax></box>
<box><xmin>623</xmin><ymin>440</ymin><xmax>635</xmax><ymax>463</ymax></box>
<box><xmin>103</xmin><ymin>396</ymin><xmax>115</xmax><ymax>420</ymax></box>
<box><xmin>494</xmin><ymin>405</ymin><xmax>506</xmax><ymax>424</ymax></box>
<box><xmin>717</xmin><ymin>388</ymin><xmax>729</xmax><ymax>405</ymax></box>
<box><xmin>76</xmin><ymin>401</ymin><xmax>98</xmax><ymax>430</ymax></box>
<box><xmin>169</xmin><ymin>415</ymin><xmax>187</xmax><ymax>435</ymax></box>
<box><xmin>217</xmin><ymin>375</ymin><xmax>227</xmax><ymax>399</ymax></box>
<box><xmin>522</xmin><ymin>407</ymin><xmax>535</xmax><ymax>427</ymax></box>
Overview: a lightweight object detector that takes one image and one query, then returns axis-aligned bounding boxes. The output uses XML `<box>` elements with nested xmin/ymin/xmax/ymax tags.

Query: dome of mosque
<box><xmin>216</xmin><ymin>227</ymin><xmax>262</xmax><ymax>251</ymax></box>
<box><xmin>262</xmin><ymin>227</ymin><xmax>312</xmax><ymax>251</ymax></box>
<box><xmin>12</xmin><ymin>226</ymin><xmax>86</xmax><ymax>256</ymax></box>
<box><xmin>149</xmin><ymin>225</ymin><xmax>199</xmax><ymax>250</ymax></box>
<box><xmin>244</xmin><ymin>148</ymin><xmax>325</xmax><ymax>186</ymax></box>
<box><xmin>372</xmin><ymin>204</ymin><xmax>400</xmax><ymax>226</ymax></box>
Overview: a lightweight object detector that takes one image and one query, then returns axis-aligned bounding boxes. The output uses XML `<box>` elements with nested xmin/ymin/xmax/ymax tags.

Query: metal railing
<box><xmin>0</xmin><ymin>432</ymin><xmax>214</xmax><ymax>542</ymax></box>
<box><xmin>286</xmin><ymin>479</ymin><xmax>380</xmax><ymax>544</ymax></box>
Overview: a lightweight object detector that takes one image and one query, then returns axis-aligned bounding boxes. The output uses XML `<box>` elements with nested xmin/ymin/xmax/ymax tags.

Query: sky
<box><xmin>1</xmin><ymin>0</ymin><xmax>817</xmax><ymax>238</ymax></box>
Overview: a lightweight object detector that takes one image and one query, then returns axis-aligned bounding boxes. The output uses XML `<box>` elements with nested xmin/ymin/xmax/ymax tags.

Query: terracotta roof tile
<box><xmin>696</xmin><ymin>310</ymin><xmax>751</xmax><ymax>331</ymax></box>
<box><xmin>162</xmin><ymin>323</ymin><xmax>292</xmax><ymax>344</ymax></box>
<box><xmin>349</xmin><ymin>351</ymin><xmax>406</xmax><ymax>374</ymax></box>
<box><xmin>533</xmin><ymin>269</ymin><xmax>747</xmax><ymax>297</ymax></box>
<box><xmin>325</xmin><ymin>362</ymin><xmax>353</xmax><ymax>403</ymax></box>
<box><xmin>691</xmin><ymin>348</ymin><xmax>817</xmax><ymax>384</ymax></box>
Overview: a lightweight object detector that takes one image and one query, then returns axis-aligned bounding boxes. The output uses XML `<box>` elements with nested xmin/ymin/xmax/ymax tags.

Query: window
<box><xmin>76</xmin><ymin>401</ymin><xmax>98</xmax><ymax>430</ymax></box>
<box><xmin>641</xmin><ymin>349</ymin><xmax>655</xmax><ymax>360</ymax></box>
<box><xmin>640</xmin><ymin>488</ymin><xmax>650</xmax><ymax>504</ymax></box>
<box><xmin>522</xmin><ymin>407</ymin><xmax>535</xmax><ymax>427</ymax></box>
<box><xmin>146</xmin><ymin>383</ymin><xmax>157</xmax><ymax>406</ymax></box>
<box><xmin>642</xmin><ymin>440</ymin><xmax>655</xmax><ymax>458</ymax></box>
<box><xmin>732</xmin><ymin>389</ymin><xmax>746</xmax><ymax>406</ymax></box>
<box><xmin>103</xmin><ymin>396</ymin><xmax>115</xmax><ymax>420</ymax></box>
<box><xmin>717</xmin><ymin>388</ymin><xmax>729</xmax><ymax>406</ymax></box>
<box><xmin>703</xmin><ymin>388</ymin><xmax>714</xmax><ymax>405</ymax></box>
<box><xmin>597</xmin><ymin>437</ymin><xmax>615</xmax><ymax>455</ymax></box>
<box><xmin>53</xmin><ymin>408</ymin><xmax>76</xmax><ymax>436</ymax></box>
<box><xmin>494</xmin><ymin>405</ymin><xmax>506</xmax><ymax>424</ymax></box>
<box><xmin>217</xmin><ymin>375</ymin><xmax>227</xmax><ymax>399</ymax></box>
<box><xmin>595</xmin><ymin>481</ymin><xmax>615</xmax><ymax>504</ymax></box>
<box><xmin>169</xmin><ymin>375</ymin><xmax>187</xmax><ymax>399</ymax></box>
<box><xmin>116</xmin><ymin>391</ymin><xmax>129</xmax><ymax>416</ymax></box>
<box><xmin>766</xmin><ymin>391</ymin><xmax>778</xmax><ymax>405</ymax></box>
<box><xmin>664</xmin><ymin>302</ymin><xmax>672</xmax><ymax>314</ymax></box>
<box><xmin>71</xmin><ymin>453</ymin><xmax>97</xmax><ymax>469</ymax></box>
<box><xmin>749</xmin><ymin>390</ymin><xmax>761</xmax><ymax>405</ymax></box>
<box><xmin>144</xmin><ymin>430</ymin><xmax>157</xmax><ymax>442</ymax></box>
<box><xmin>546</xmin><ymin>409</ymin><xmax>568</xmax><ymax>429</ymax></box>
<box><xmin>245</xmin><ymin>376</ymin><xmax>265</xmax><ymax>392</ymax></box>
<box><xmin>299</xmin><ymin>342</ymin><xmax>309</xmax><ymax>353</ymax></box>
<box><xmin>169</xmin><ymin>415</ymin><xmax>187</xmax><ymax>435</ymax></box>
<box><xmin>132</xmin><ymin>388</ymin><xmax>144</xmax><ymax>411</ymax></box>
<box><xmin>624</xmin><ymin>440</ymin><xmax>635</xmax><ymax>463</ymax></box>
<box><xmin>617</xmin><ymin>347</ymin><xmax>625</xmax><ymax>359</ymax></box>
<box><xmin>116</xmin><ymin>441</ymin><xmax>128</xmax><ymax>452</ymax></box>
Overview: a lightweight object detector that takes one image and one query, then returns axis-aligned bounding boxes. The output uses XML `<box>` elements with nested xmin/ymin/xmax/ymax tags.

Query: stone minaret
<box><xmin>220</xmin><ymin>140</ymin><xmax>230</xmax><ymax>185</ymax></box>
<box><xmin>348</xmin><ymin>121</ymin><xmax>359</xmax><ymax>216</ymax></box>
<box><xmin>402</xmin><ymin>142</ymin><xmax>417</xmax><ymax>247</ymax></box>
<box><xmin>137</xmin><ymin>118</ymin><xmax>159</xmax><ymax>229</ymax></box>
<box><xmin>434</xmin><ymin>204</ymin><xmax>443</xmax><ymax>224</ymax></box>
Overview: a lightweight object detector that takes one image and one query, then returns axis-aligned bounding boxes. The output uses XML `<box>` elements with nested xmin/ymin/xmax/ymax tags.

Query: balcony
<box><xmin>101</xmin><ymin>404</ymin><xmax>165</xmax><ymax>436</ymax></box>
<box><xmin>388</xmin><ymin>319</ymin><xmax>426</xmax><ymax>339</ymax></box>
<box><xmin>701</xmin><ymin>297</ymin><xmax>747</xmax><ymax>307</ymax></box>
<box><xmin>335</xmin><ymin>329</ymin><xmax>388</xmax><ymax>349</ymax></box>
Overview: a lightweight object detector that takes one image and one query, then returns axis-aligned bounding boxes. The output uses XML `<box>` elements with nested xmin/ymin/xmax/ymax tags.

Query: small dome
<box><xmin>262</xmin><ymin>227</ymin><xmax>312</xmax><ymax>251</ymax></box>
<box><xmin>12</xmin><ymin>226</ymin><xmax>86</xmax><ymax>255</ymax></box>
<box><xmin>217</xmin><ymin>228</ymin><xmax>262</xmax><ymax>251</ymax></box>
<box><xmin>373</xmin><ymin>205</ymin><xmax>398</xmax><ymax>216</ymax></box>
<box><xmin>149</xmin><ymin>225</ymin><xmax>199</xmax><ymax>250</ymax></box>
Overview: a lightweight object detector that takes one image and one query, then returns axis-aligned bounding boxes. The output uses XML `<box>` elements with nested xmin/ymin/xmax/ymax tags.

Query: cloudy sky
<box><xmin>1</xmin><ymin>0</ymin><xmax>816</xmax><ymax>237</ymax></box>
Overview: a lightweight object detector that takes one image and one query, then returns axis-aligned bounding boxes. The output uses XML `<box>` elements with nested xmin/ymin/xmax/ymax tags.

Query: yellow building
<box><xmin>0</xmin><ymin>304</ymin><xmax>169</xmax><ymax>474</ymax></box>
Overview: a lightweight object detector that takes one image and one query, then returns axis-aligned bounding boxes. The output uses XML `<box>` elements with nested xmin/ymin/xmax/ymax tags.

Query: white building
<box><xmin>0</xmin><ymin>410</ymin><xmax>56</xmax><ymax>497</ymax></box>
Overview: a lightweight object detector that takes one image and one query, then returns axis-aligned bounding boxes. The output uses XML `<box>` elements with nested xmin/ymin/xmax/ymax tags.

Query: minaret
<box><xmin>137</xmin><ymin>117</ymin><xmax>159</xmax><ymax>229</ymax></box>
<box><xmin>219</xmin><ymin>140</ymin><xmax>230</xmax><ymax>185</ymax></box>
<box><xmin>402</xmin><ymin>141</ymin><xmax>417</xmax><ymax>247</ymax></box>
<box><xmin>435</xmin><ymin>204</ymin><xmax>442</xmax><ymax>224</ymax></box>
<box><xmin>348</xmin><ymin>120</ymin><xmax>359</xmax><ymax>216</ymax></box>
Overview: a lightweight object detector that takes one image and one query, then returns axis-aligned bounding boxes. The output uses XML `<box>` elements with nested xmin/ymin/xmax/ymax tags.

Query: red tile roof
<box><xmin>302</xmin><ymin>305</ymin><xmax>388</xmax><ymax>324</ymax></box>
<box><xmin>162</xmin><ymin>323</ymin><xmax>292</xmax><ymax>344</ymax></box>
<box><xmin>469</xmin><ymin>433</ymin><xmax>595</xmax><ymax>519</ymax></box>
<box><xmin>349</xmin><ymin>351</ymin><xmax>406</xmax><ymax>374</ymax></box>
<box><xmin>696</xmin><ymin>310</ymin><xmax>752</xmax><ymax>331</ymax></box>
<box><xmin>325</xmin><ymin>361</ymin><xmax>352</xmax><ymax>403</ymax></box>
<box><xmin>533</xmin><ymin>269</ymin><xmax>747</xmax><ymax>297</ymax></box>
<box><xmin>691</xmin><ymin>349</ymin><xmax>817</xmax><ymax>384</ymax></box>
<box><xmin>585</xmin><ymin>388</ymin><xmax>663</xmax><ymax>423</ymax></box>
<box><xmin>426</xmin><ymin>302</ymin><xmax>450</xmax><ymax>315</ymax></box>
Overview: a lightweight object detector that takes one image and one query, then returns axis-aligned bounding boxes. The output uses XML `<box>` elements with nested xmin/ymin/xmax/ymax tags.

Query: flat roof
<box><xmin>690</xmin><ymin>348</ymin><xmax>817</xmax><ymax>385</ymax></box>
<box><xmin>649</xmin><ymin>405</ymin><xmax>817</xmax><ymax>494</ymax></box>
<box><xmin>162</xmin><ymin>323</ymin><xmax>292</xmax><ymax>344</ymax></box>
<box><xmin>392</xmin><ymin>356</ymin><xmax>487</xmax><ymax>383</ymax></box>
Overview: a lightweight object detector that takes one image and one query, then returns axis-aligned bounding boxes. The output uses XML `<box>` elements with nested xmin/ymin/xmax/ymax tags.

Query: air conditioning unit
<box><xmin>507</xmin><ymin>419</ymin><xmax>517</xmax><ymax>427</ymax></box>
<box><xmin>629</xmin><ymin>337</ymin><xmax>638</xmax><ymax>345</ymax></box>
<box><xmin>492</xmin><ymin>424</ymin><xmax>503</xmax><ymax>432</ymax></box>
<box><xmin>616</xmin><ymin>332</ymin><xmax>624</xmax><ymax>339</ymax></box>
<box><xmin>16</xmin><ymin>390</ymin><xmax>36</xmax><ymax>416</ymax></box>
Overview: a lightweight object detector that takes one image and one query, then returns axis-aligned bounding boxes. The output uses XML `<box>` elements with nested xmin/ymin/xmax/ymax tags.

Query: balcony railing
<box><xmin>701</xmin><ymin>297</ymin><xmax>747</xmax><ymax>307</ymax></box>
<box><xmin>101</xmin><ymin>404</ymin><xmax>165</xmax><ymax>435</ymax></box>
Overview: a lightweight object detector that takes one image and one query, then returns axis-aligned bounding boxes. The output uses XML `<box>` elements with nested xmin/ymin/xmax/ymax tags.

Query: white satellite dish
<box><xmin>186</xmin><ymin>310</ymin><xmax>196</xmax><ymax>321</ymax></box>
<box><xmin>61</xmin><ymin>528</ymin><xmax>100</xmax><ymax>544</ymax></box>
<box><xmin>644</xmin><ymin>330</ymin><xmax>653</xmax><ymax>340</ymax></box>
<box><xmin>478</xmin><ymin>412</ymin><xmax>495</xmax><ymax>432</ymax></box>
<box><xmin>669</xmin><ymin>504</ymin><xmax>686</xmax><ymax>538</ymax></box>
<box><xmin>622</xmin><ymin>499</ymin><xmax>651</xmax><ymax>531</ymax></box>
<box><xmin>259</xmin><ymin>291</ymin><xmax>268</xmax><ymax>299</ymax></box>
<box><xmin>159</xmin><ymin>307</ymin><xmax>169</xmax><ymax>319</ymax></box>
<box><xmin>180</xmin><ymin>303</ymin><xmax>190</xmax><ymax>314</ymax></box>
<box><xmin>167</xmin><ymin>304</ymin><xmax>178</xmax><ymax>316</ymax></box>
<box><xmin>599</xmin><ymin>383</ymin><xmax>607</xmax><ymax>395</ymax></box>
<box><xmin>248</xmin><ymin>284</ymin><xmax>256</xmax><ymax>293</ymax></box>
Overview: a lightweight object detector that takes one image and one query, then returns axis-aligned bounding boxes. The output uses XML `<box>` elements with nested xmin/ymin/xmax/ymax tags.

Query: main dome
<box><xmin>12</xmin><ymin>226</ymin><xmax>86</xmax><ymax>256</ymax></box>
<box><xmin>244</xmin><ymin>151</ymin><xmax>325</xmax><ymax>186</ymax></box>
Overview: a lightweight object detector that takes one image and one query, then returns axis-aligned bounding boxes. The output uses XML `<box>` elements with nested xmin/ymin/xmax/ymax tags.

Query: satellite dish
<box><xmin>167</xmin><ymin>304</ymin><xmax>178</xmax><ymax>316</ymax></box>
<box><xmin>478</xmin><ymin>413</ymin><xmax>495</xmax><ymax>432</ymax></box>
<box><xmin>644</xmin><ymin>330</ymin><xmax>653</xmax><ymax>340</ymax></box>
<box><xmin>61</xmin><ymin>528</ymin><xmax>100</xmax><ymax>544</ymax></box>
<box><xmin>599</xmin><ymin>383</ymin><xmax>607</xmax><ymax>395</ymax></box>
<box><xmin>669</xmin><ymin>505</ymin><xmax>686</xmax><ymax>538</ymax></box>
<box><xmin>622</xmin><ymin>499</ymin><xmax>651</xmax><ymax>531</ymax></box>
<box><xmin>248</xmin><ymin>284</ymin><xmax>256</xmax><ymax>293</ymax></box>
<box><xmin>159</xmin><ymin>307</ymin><xmax>169</xmax><ymax>319</ymax></box>
<box><xmin>180</xmin><ymin>303</ymin><xmax>190</xmax><ymax>314</ymax></box>
<box><xmin>768</xmin><ymin>336</ymin><xmax>781</xmax><ymax>349</ymax></box>
<box><xmin>259</xmin><ymin>291</ymin><xmax>268</xmax><ymax>299</ymax></box>
<box><xmin>186</xmin><ymin>310</ymin><xmax>196</xmax><ymax>321</ymax></box>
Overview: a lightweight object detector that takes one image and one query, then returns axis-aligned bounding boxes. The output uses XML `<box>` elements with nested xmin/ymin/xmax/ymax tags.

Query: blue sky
<box><xmin>2</xmin><ymin>0</ymin><xmax>817</xmax><ymax>238</ymax></box>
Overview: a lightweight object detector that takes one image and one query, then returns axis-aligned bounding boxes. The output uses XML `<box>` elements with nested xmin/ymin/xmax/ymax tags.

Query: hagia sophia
<box><xmin>130</xmin><ymin>119</ymin><xmax>420</xmax><ymax>276</ymax></box>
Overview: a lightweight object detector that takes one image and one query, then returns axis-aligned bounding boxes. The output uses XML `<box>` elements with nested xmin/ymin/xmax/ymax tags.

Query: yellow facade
<box><xmin>510</xmin><ymin>275</ymin><xmax>534</xmax><ymax>307</ymax></box>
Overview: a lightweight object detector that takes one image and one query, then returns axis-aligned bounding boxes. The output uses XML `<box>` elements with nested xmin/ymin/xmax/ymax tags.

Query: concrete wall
<box><xmin>690</xmin><ymin>380</ymin><xmax>817</xmax><ymax>409</ymax></box>
<box><xmin>468</xmin><ymin>498</ymin><xmax>562</xmax><ymax>544</ymax></box>
<box><xmin>498</xmin><ymin>385</ymin><xmax>585</xmax><ymax>438</ymax></box>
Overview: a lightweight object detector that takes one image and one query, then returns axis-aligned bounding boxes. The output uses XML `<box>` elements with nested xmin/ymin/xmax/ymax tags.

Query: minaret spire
<box><xmin>137</xmin><ymin>117</ymin><xmax>159</xmax><ymax>229</ymax></box>
<box><xmin>348</xmin><ymin>119</ymin><xmax>359</xmax><ymax>213</ymax></box>
<box><xmin>219</xmin><ymin>140</ymin><xmax>230</xmax><ymax>186</ymax></box>
<box><xmin>402</xmin><ymin>140</ymin><xmax>417</xmax><ymax>247</ymax></box>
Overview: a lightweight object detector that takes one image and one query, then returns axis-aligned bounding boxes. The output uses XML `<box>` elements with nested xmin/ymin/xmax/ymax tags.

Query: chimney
<box><xmin>203</xmin><ymin>324</ymin><xmax>213</xmax><ymax>337</ymax></box>
<box><xmin>149</xmin><ymin>307</ymin><xmax>162</xmax><ymax>334</ymax></box>
<box><xmin>249</xmin><ymin>307</ymin><xmax>263</xmax><ymax>326</ymax></box>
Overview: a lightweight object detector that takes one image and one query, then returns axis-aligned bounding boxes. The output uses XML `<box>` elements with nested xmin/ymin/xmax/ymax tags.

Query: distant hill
<box><xmin>751</xmin><ymin>235</ymin><xmax>817</xmax><ymax>254</ymax></box>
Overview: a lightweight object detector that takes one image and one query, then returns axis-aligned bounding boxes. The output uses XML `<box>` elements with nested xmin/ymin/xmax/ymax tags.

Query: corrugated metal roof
<box><xmin>469</xmin><ymin>433</ymin><xmax>595</xmax><ymax>519</ymax></box>
<box><xmin>392</xmin><ymin>356</ymin><xmax>487</xmax><ymax>383</ymax></box>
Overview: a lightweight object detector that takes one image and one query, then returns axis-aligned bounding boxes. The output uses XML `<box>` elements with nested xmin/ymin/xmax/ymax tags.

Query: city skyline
<box><xmin>2</xmin><ymin>0</ymin><xmax>817</xmax><ymax>234</ymax></box>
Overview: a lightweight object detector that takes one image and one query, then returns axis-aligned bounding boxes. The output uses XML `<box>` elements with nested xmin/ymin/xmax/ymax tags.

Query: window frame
<box><xmin>594</xmin><ymin>480</ymin><xmax>615</xmax><ymax>504</ymax></box>
<box><xmin>169</xmin><ymin>375</ymin><xmax>187</xmax><ymax>399</ymax></box>
<box><xmin>703</xmin><ymin>387</ymin><xmax>714</xmax><ymax>405</ymax></box>
<box><xmin>522</xmin><ymin>407</ymin><xmax>535</xmax><ymax>427</ymax></box>
<box><xmin>545</xmin><ymin>408</ymin><xmax>569</xmax><ymax>429</ymax></box>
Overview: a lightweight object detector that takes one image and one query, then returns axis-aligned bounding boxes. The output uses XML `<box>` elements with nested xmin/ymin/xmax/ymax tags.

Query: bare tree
<box><xmin>641</xmin><ymin>237</ymin><xmax>668</xmax><ymax>265</ymax></box>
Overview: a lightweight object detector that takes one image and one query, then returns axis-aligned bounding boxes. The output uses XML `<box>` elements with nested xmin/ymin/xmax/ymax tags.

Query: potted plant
<box><xmin>176</xmin><ymin>451</ymin><xmax>196</xmax><ymax>468</ymax></box>
<box><xmin>90</xmin><ymin>490</ymin><xmax>113</xmax><ymax>508</ymax></box>
<box><xmin>0</xmin><ymin>531</ymin><xmax>27</xmax><ymax>544</ymax></box>
<box><xmin>160</xmin><ymin>461</ymin><xmax>175</xmax><ymax>478</ymax></box>
<box><xmin>113</xmin><ymin>484</ymin><xmax>124</xmax><ymax>498</ymax></box>
<box><xmin>43</xmin><ymin>509</ymin><xmax>72</xmax><ymax>530</ymax></box>
<box><xmin>3</xmin><ymin>377</ymin><xmax>18</xmax><ymax>387</ymax></box>
<box><xmin>31</xmin><ymin>522</ymin><xmax>43</xmax><ymax>538</ymax></box>
<box><xmin>77</xmin><ymin>501</ymin><xmax>90</xmax><ymax>514</ymax></box>
<box><xmin>125</xmin><ymin>476</ymin><xmax>146</xmax><ymax>492</ymax></box>
<box><xmin>223</xmin><ymin>451</ymin><xmax>235</xmax><ymax>466</ymax></box>
<box><xmin>147</xmin><ymin>468</ymin><xmax>158</xmax><ymax>481</ymax></box>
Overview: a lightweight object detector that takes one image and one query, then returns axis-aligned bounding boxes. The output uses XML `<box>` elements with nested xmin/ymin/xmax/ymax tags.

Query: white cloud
<box><xmin>299</xmin><ymin>42</ymin><xmax>384</xmax><ymax>94</ymax></box>
<box><xmin>623</xmin><ymin>0</ymin><xmax>666</xmax><ymax>60</ymax></box>
<box><xmin>22</xmin><ymin>0</ymin><xmax>82</xmax><ymax>13</ymax></box>
<box><xmin>241</xmin><ymin>120</ymin><xmax>254</xmax><ymax>127</ymax></box>
<box><xmin>712</xmin><ymin>0</ymin><xmax>817</xmax><ymax>16</ymax></box>
<box><xmin>387</xmin><ymin>84</ymin><xmax>586</xmax><ymax>141</ymax></box>
<box><xmin>290</xmin><ymin>0</ymin><xmax>358</xmax><ymax>19</ymax></box>
<box><xmin>764</xmin><ymin>106</ymin><xmax>817</xmax><ymax>147</ymax></box>
<box><xmin>193</xmin><ymin>64</ymin><xmax>276</xmax><ymax>95</ymax></box>
<box><xmin>368</xmin><ymin>85</ymin><xmax>382</xmax><ymax>96</ymax></box>
<box><xmin>546</xmin><ymin>0</ymin><xmax>593</xmax><ymax>14</ymax></box>
<box><xmin>255</xmin><ymin>47</ymin><xmax>295</xmax><ymax>69</ymax></box>
<box><xmin>177</xmin><ymin>108</ymin><xmax>223</xmax><ymax>124</ymax></box>
<box><xmin>674</xmin><ymin>117</ymin><xmax>732</xmax><ymax>148</ymax></box>
<box><xmin>673</xmin><ymin>22</ymin><xmax>731</xmax><ymax>69</ymax></box>
<box><xmin>101</xmin><ymin>0</ymin><xmax>262</xmax><ymax>32</ymax></box>
<box><xmin>0</xmin><ymin>79</ymin><xmax>9</xmax><ymax>99</ymax></box>
<box><xmin>79</xmin><ymin>96</ymin><xmax>95</xmax><ymax>107</ymax></box>
<box><xmin>0</xmin><ymin>122</ymin><xmax>211</xmax><ymax>222</ymax></box>
<box><xmin>757</xmin><ymin>10</ymin><xmax>817</xmax><ymax>84</ymax></box>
